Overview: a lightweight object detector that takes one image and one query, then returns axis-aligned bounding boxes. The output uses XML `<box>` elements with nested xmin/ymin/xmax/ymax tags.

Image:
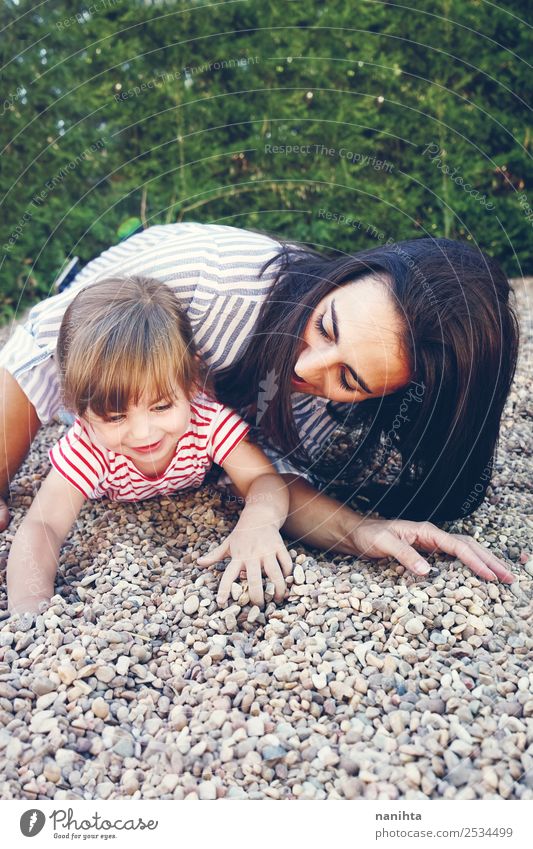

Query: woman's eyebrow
<box><xmin>331</xmin><ymin>299</ymin><xmax>373</xmax><ymax>394</ymax></box>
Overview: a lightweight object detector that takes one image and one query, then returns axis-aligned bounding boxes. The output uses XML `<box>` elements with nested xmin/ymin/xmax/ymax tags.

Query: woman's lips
<box><xmin>292</xmin><ymin>371</ymin><xmax>314</xmax><ymax>391</ymax></box>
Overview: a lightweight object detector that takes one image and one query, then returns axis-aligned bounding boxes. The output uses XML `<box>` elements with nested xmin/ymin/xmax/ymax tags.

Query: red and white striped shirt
<box><xmin>49</xmin><ymin>395</ymin><xmax>250</xmax><ymax>501</ymax></box>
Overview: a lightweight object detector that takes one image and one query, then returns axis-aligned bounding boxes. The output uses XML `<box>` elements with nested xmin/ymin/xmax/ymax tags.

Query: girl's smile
<box><xmin>129</xmin><ymin>437</ymin><xmax>165</xmax><ymax>454</ymax></box>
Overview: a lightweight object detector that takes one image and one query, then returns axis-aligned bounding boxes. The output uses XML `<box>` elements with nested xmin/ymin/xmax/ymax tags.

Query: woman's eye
<box><xmin>338</xmin><ymin>370</ymin><xmax>356</xmax><ymax>392</ymax></box>
<box><xmin>314</xmin><ymin>313</ymin><xmax>330</xmax><ymax>340</ymax></box>
<box><xmin>154</xmin><ymin>403</ymin><xmax>172</xmax><ymax>412</ymax></box>
<box><xmin>106</xmin><ymin>415</ymin><xmax>125</xmax><ymax>423</ymax></box>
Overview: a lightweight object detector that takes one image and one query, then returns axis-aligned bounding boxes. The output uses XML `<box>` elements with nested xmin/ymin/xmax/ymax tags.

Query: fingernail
<box><xmin>414</xmin><ymin>561</ymin><xmax>430</xmax><ymax>575</ymax></box>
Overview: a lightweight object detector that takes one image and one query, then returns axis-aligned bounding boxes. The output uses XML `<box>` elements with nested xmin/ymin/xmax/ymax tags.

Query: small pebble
<box><xmin>405</xmin><ymin>617</ymin><xmax>425</xmax><ymax>635</ymax></box>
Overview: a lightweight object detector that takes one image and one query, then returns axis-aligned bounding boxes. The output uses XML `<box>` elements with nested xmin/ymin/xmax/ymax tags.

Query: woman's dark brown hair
<box><xmin>215</xmin><ymin>237</ymin><xmax>519</xmax><ymax>522</ymax></box>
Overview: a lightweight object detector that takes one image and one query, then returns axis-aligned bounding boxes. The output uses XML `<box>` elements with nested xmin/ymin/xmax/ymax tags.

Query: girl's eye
<box><xmin>314</xmin><ymin>313</ymin><xmax>330</xmax><ymax>340</ymax></box>
<box><xmin>154</xmin><ymin>403</ymin><xmax>173</xmax><ymax>412</ymax></box>
<box><xmin>106</xmin><ymin>415</ymin><xmax>125</xmax><ymax>424</ymax></box>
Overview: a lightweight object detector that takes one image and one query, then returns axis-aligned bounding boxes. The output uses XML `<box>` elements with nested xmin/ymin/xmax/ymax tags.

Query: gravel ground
<box><xmin>0</xmin><ymin>280</ymin><xmax>531</xmax><ymax>801</ymax></box>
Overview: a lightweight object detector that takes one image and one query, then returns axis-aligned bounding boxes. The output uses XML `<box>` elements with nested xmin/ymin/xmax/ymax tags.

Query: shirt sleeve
<box><xmin>0</xmin><ymin>224</ymin><xmax>280</xmax><ymax>423</ymax></box>
<box><xmin>207</xmin><ymin>405</ymin><xmax>251</xmax><ymax>466</ymax></box>
<box><xmin>49</xmin><ymin>424</ymin><xmax>105</xmax><ymax>498</ymax></box>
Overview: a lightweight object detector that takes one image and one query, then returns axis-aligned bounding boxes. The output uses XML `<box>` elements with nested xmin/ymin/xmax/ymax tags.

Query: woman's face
<box><xmin>291</xmin><ymin>275</ymin><xmax>411</xmax><ymax>402</ymax></box>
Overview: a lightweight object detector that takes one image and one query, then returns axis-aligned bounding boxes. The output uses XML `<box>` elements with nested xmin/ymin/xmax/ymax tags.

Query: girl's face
<box><xmin>82</xmin><ymin>389</ymin><xmax>191</xmax><ymax>470</ymax></box>
<box><xmin>292</xmin><ymin>276</ymin><xmax>411</xmax><ymax>402</ymax></box>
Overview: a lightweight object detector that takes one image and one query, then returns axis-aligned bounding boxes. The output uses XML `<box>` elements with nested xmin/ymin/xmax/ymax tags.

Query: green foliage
<box><xmin>1</xmin><ymin>0</ymin><xmax>530</xmax><ymax>321</ymax></box>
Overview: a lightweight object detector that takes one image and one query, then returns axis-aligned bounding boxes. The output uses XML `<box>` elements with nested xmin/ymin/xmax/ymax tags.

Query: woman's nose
<box><xmin>296</xmin><ymin>343</ymin><xmax>334</xmax><ymax>381</ymax></box>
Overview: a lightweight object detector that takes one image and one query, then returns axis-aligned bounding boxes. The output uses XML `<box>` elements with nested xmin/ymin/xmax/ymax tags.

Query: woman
<box><xmin>0</xmin><ymin>222</ymin><xmax>518</xmax><ymax>583</ymax></box>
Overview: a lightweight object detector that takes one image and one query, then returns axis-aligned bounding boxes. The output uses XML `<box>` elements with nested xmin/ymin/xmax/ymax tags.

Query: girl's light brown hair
<box><xmin>57</xmin><ymin>275</ymin><xmax>207</xmax><ymax>417</ymax></box>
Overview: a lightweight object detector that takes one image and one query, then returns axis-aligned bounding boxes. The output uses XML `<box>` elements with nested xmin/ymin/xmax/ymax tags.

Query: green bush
<box><xmin>1</xmin><ymin>0</ymin><xmax>530</xmax><ymax>321</ymax></box>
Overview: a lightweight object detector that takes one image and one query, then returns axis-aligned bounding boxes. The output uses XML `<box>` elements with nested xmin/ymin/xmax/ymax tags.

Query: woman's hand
<box><xmin>0</xmin><ymin>496</ymin><xmax>10</xmax><ymax>531</ymax></box>
<box><xmin>350</xmin><ymin>517</ymin><xmax>516</xmax><ymax>583</ymax></box>
<box><xmin>197</xmin><ymin>522</ymin><xmax>294</xmax><ymax>608</ymax></box>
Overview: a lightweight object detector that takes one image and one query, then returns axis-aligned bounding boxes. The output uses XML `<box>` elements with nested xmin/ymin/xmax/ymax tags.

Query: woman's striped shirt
<box><xmin>0</xmin><ymin>223</ymin><xmax>338</xmax><ymax>482</ymax></box>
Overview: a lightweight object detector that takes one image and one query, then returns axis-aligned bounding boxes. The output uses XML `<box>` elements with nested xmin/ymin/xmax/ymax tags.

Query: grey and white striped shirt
<box><xmin>0</xmin><ymin>223</ymin><xmax>339</xmax><ymax>482</ymax></box>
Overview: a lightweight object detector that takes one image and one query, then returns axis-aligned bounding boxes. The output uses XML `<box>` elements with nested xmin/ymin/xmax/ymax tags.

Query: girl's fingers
<box><xmin>216</xmin><ymin>559</ymin><xmax>243</xmax><ymax>606</ymax></box>
<box><xmin>245</xmin><ymin>559</ymin><xmax>264</xmax><ymax>608</ymax></box>
<box><xmin>197</xmin><ymin>538</ymin><xmax>230</xmax><ymax>568</ymax></box>
<box><xmin>277</xmin><ymin>546</ymin><xmax>294</xmax><ymax>578</ymax></box>
<box><xmin>263</xmin><ymin>555</ymin><xmax>287</xmax><ymax>603</ymax></box>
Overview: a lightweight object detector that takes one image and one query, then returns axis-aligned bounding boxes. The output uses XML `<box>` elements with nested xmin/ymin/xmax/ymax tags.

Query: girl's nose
<box><xmin>128</xmin><ymin>415</ymin><xmax>152</xmax><ymax>441</ymax></box>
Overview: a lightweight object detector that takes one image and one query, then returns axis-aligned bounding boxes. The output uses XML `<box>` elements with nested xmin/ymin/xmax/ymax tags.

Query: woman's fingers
<box><xmin>467</xmin><ymin>539</ymin><xmax>516</xmax><ymax>584</ymax></box>
<box><xmin>418</xmin><ymin>526</ymin><xmax>515</xmax><ymax>582</ymax></box>
<box><xmin>0</xmin><ymin>497</ymin><xmax>10</xmax><ymax>532</ymax></box>
<box><xmin>443</xmin><ymin>535</ymin><xmax>514</xmax><ymax>582</ymax></box>
<box><xmin>263</xmin><ymin>555</ymin><xmax>287</xmax><ymax>603</ymax></box>
<box><xmin>216</xmin><ymin>558</ymin><xmax>243</xmax><ymax>606</ymax></box>
<box><xmin>380</xmin><ymin>533</ymin><xmax>431</xmax><ymax>576</ymax></box>
<box><xmin>451</xmin><ymin>535</ymin><xmax>515</xmax><ymax>583</ymax></box>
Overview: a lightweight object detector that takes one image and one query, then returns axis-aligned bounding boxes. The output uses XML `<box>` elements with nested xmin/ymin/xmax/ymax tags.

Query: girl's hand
<box><xmin>350</xmin><ymin>517</ymin><xmax>516</xmax><ymax>583</ymax></box>
<box><xmin>197</xmin><ymin>523</ymin><xmax>294</xmax><ymax>608</ymax></box>
<box><xmin>8</xmin><ymin>594</ymin><xmax>50</xmax><ymax>617</ymax></box>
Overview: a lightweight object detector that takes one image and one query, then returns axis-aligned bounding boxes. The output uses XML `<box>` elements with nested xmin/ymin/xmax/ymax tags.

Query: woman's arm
<box><xmin>0</xmin><ymin>368</ymin><xmax>41</xmax><ymax>530</ymax></box>
<box><xmin>279</xmin><ymin>473</ymin><xmax>516</xmax><ymax>583</ymax></box>
<box><xmin>7</xmin><ymin>468</ymin><xmax>86</xmax><ymax>615</ymax></box>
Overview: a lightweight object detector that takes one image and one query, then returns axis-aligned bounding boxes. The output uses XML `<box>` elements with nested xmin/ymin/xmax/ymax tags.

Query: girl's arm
<box><xmin>197</xmin><ymin>439</ymin><xmax>292</xmax><ymax>607</ymax></box>
<box><xmin>219</xmin><ymin>438</ymin><xmax>290</xmax><ymax>527</ymax></box>
<box><xmin>7</xmin><ymin>468</ymin><xmax>86</xmax><ymax>615</ymax></box>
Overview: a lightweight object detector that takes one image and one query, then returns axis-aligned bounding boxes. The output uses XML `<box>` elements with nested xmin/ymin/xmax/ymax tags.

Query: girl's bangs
<box><xmin>77</xmin><ymin>342</ymin><xmax>188</xmax><ymax>417</ymax></box>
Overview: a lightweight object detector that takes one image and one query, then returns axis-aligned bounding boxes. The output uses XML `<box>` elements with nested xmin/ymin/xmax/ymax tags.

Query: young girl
<box><xmin>7</xmin><ymin>275</ymin><xmax>293</xmax><ymax>616</ymax></box>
